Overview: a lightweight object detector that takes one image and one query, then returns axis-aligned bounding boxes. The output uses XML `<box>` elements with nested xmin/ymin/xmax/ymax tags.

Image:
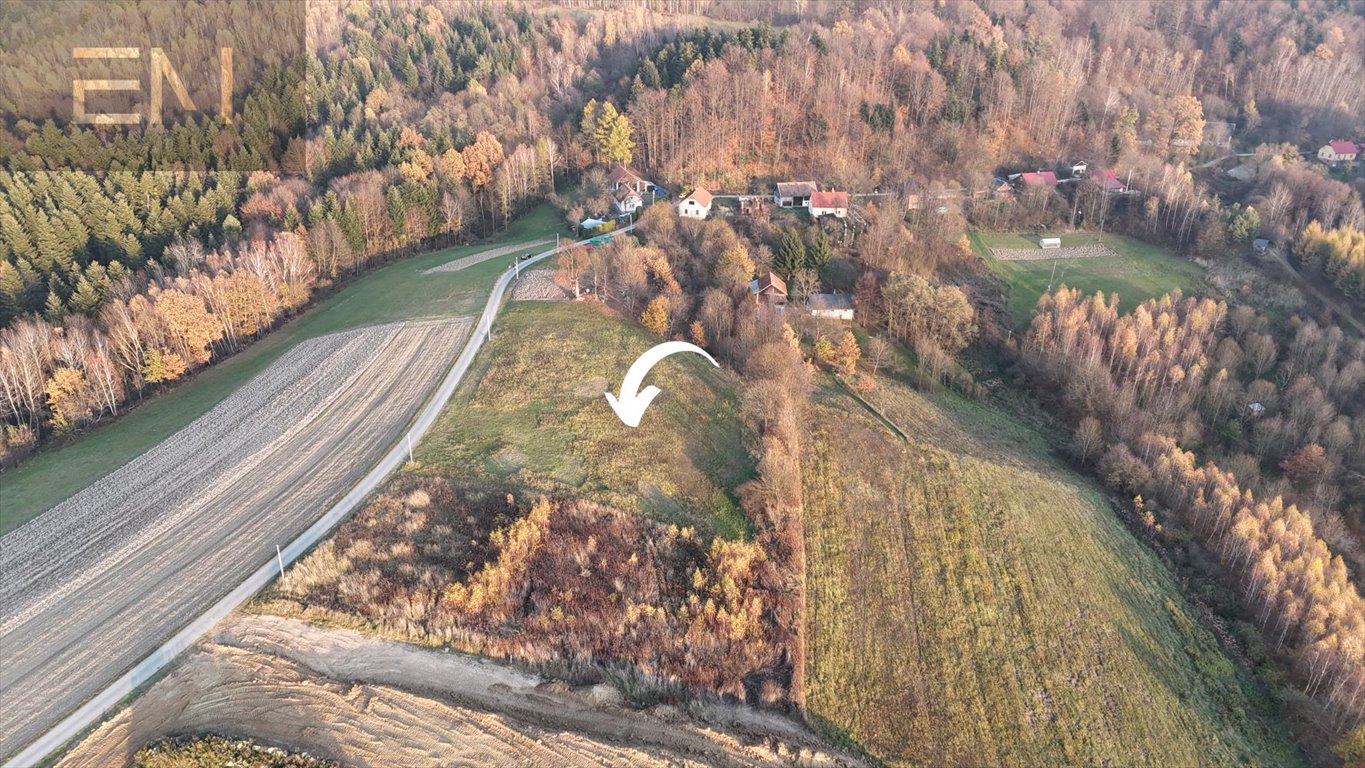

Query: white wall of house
<box><xmin>678</xmin><ymin>199</ymin><xmax>709</xmax><ymax>219</ymax></box>
<box><xmin>810</xmin><ymin>206</ymin><xmax>847</xmax><ymax>218</ymax></box>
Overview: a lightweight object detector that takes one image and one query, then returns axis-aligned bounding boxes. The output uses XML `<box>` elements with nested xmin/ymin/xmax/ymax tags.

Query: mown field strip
<box><xmin>423</xmin><ymin>237</ymin><xmax>554</xmax><ymax>273</ymax></box>
<box><xmin>0</xmin><ymin>318</ymin><xmax>469</xmax><ymax>761</ymax></box>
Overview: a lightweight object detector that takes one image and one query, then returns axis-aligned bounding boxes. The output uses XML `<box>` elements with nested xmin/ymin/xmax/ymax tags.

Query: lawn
<box><xmin>970</xmin><ymin>230</ymin><xmax>1204</xmax><ymax>327</ymax></box>
<box><xmin>411</xmin><ymin>301</ymin><xmax>755</xmax><ymax>540</ymax></box>
<box><xmin>0</xmin><ymin>205</ymin><xmax>567</xmax><ymax>534</ymax></box>
<box><xmin>802</xmin><ymin>372</ymin><xmax>1304</xmax><ymax>766</ymax></box>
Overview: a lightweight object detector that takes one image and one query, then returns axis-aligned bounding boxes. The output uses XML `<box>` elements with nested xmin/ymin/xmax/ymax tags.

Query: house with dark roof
<box><xmin>609</xmin><ymin>165</ymin><xmax>657</xmax><ymax>195</ymax></box>
<box><xmin>809</xmin><ymin>190</ymin><xmax>849</xmax><ymax>218</ymax></box>
<box><xmin>1089</xmin><ymin>168</ymin><xmax>1126</xmax><ymax>193</ymax></box>
<box><xmin>749</xmin><ymin>271</ymin><xmax>787</xmax><ymax>307</ymax></box>
<box><xmin>678</xmin><ymin>188</ymin><xmax>713</xmax><ymax>220</ymax></box>
<box><xmin>1318</xmin><ymin>140</ymin><xmax>1359</xmax><ymax>165</ymax></box>
<box><xmin>806</xmin><ymin>293</ymin><xmax>854</xmax><ymax>320</ymax></box>
<box><xmin>773</xmin><ymin>181</ymin><xmax>819</xmax><ymax>208</ymax></box>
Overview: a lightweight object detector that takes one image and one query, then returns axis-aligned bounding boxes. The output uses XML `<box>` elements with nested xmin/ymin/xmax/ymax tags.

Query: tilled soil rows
<box><xmin>59</xmin><ymin>614</ymin><xmax>861</xmax><ymax>768</ymax></box>
<box><xmin>989</xmin><ymin>243</ymin><xmax>1119</xmax><ymax>261</ymax></box>
<box><xmin>423</xmin><ymin>238</ymin><xmax>554</xmax><ymax>274</ymax></box>
<box><xmin>0</xmin><ymin>318</ymin><xmax>470</xmax><ymax>760</ymax></box>
<box><xmin>509</xmin><ymin>269</ymin><xmax>572</xmax><ymax>301</ymax></box>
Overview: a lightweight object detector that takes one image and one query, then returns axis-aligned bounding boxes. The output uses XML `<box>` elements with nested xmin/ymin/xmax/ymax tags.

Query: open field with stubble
<box><xmin>969</xmin><ymin>230</ymin><xmax>1204</xmax><ymax>327</ymax></box>
<box><xmin>0</xmin><ymin>318</ymin><xmax>470</xmax><ymax>760</ymax></box>
<box><xmin>802</xmin><ymin>374</ymin><xmax>1305</xmax><ymax>766</ymax></box>
<box><xmin>0</xmin><ymin>204</ymin><xmax>567</xmax><ymax>531</ymax></box>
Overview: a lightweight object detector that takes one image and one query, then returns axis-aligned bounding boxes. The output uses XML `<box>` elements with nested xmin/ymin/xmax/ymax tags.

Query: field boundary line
<box><xmin>4</xmin><ymin>224</ymin><xmax>635</xmax><ymax>768</ymax></box>
<box><xmin>423</xmin><ymin>238</ymin><xmax>555</xmax><ymax>274</ymax></box>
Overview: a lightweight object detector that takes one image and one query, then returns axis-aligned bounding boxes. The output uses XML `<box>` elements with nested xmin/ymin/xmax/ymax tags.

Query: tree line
<box><xmin>1021</xmin><ymin>286</ymin><xmax>1364</xmax><ymax>729</ymax></box>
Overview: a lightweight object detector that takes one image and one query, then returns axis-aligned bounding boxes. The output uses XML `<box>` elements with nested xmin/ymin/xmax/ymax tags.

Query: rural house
<box><xmin>773</xmin><ymin>181</ymin><xmax>819</xmax><ymax>208</ymax></box>
<box><xmin>806</xmin><ymin>293</ymin><xmax>854</xmax><ymax>320</ymax></box>
<box><xmin>1317</xmin><ymin>140</ymin><xmax>1359</xmax><ymax>165</ymax></box>
<box><xmin>1017</xmin><ymin>171</ymin><xmax>1058</xmax><ymax>188</ymax></box>
<box><xmin>1069</xmin><ymin>160</ymin><xmax>1089</xmax><ymax>176</ymax></box>
<box><xmin>609</xmin><ymin>165</ymin><xmax>657</xmax><ymax>196</ymax></box>
<box><xmin>677</xmin><ymin>188</ymin><xmax>713</xmax><ymax>219</ymax></box>
<box><xmin>613</xmin><ymin>189</ymin><xmax>643</xmax><ymax>215</ymax></box>
<box><xmin>809</xmin><ymin>190</ymin><xmax>849</xmax><ymax>218</ymax></box>
<box><xmin>749</xmin><ymin>271</ymin><xmax>788</xmax><ymax>307</ymax></box>
<box><xmin>1089</xmin><ymin>168</ymin><xmax>1126</xmax><ymax>193</ymax></box>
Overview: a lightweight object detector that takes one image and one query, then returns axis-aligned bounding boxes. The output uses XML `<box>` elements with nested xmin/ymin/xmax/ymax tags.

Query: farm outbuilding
<box><xmin>774</xmin><ymin>181</ymin><xmax>819</xmax><ymax>208</ymax></box>
<box><xmin>750</xmin><ymin>271</ymin><xmax>788</xmax><ymax>307</ymax></box>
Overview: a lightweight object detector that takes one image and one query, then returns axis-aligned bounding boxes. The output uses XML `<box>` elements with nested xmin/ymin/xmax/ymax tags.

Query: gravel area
<box><xmin>990</xmin><ymin>243</ymin><xmax>1119</xmax><ymax>261</ymax></box>
<box><xmin>509</xmin><ymin>269</ymin><xmax>572</xmax><ymax>301</ymax></box>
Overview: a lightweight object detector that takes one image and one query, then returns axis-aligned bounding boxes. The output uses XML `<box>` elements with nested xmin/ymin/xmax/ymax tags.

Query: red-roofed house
<box><xmin>1018</xmin><ymin>171</ymin><xmax>1058</xmax><ymax>188</ymax></box>
<box><xmin>809</xmin><ymin>190</ymin><xmax>849</xmax><ymax>218</ymax></box>
<box><xmin>1089</xmin><ymin>168</ymin><xmax>1126</xmax><ymax>193</ymax></box>
<box><xmin>749</xmin><ymin>271</ymin><xmax>787</xmax><ymax>307</ymax></box>
<box><xmin>1318</xmin><ymin>141</ymin><xmax>1359</xmax><ymax>164</ymax></box>
<box><xmin>677</xmin><ymin>188</ymin><xmax>713</xmax><ymax>220</ymax></box>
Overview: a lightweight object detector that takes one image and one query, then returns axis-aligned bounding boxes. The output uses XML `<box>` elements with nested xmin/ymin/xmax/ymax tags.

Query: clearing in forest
<box><xmin>0</xmin><ymin>318</ymin><xmax>470</xmax><ymax>760</ymax></box>
<box><xmin>970</xmin><ymin>230</ymin><xmax>1203</xmax><ymax>327</ymax></box>
<box><xmin>802</xmin><ymin>372</ymin><xmax>1304</xmax><ymax>767</ymax></box>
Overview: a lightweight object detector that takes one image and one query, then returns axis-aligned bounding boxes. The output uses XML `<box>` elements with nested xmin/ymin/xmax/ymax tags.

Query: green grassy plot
<box><xmin>413</xmin><ymin>301</ymin><xmax>755</xmax><ymax>540</ymax></box>
<box><xmin>803</xmin><ymin>372</ymin><xmax>1303</xmax><ymax>767</ymax></box>
<box><xmin>0</xmin><ymin>205</ymin><xmax>567</xmax><ymax>533</ymax></box>
<box><xmin>970</xmin><ymin>230</ymin><xmax>1203</xmax><ymax>328</ymax></box>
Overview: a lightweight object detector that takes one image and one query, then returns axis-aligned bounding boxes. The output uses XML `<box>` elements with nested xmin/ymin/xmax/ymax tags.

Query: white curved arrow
<box><xmin>604</xmin><ymin>341</ymin><xmax>718</xmax><ymax>427</ymax></box>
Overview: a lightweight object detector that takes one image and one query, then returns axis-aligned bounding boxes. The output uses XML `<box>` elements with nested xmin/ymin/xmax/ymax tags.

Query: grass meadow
<box><xmin>970</xmin><ymin>230</ymin><xmax>1204</xmax><ymax>328</ymax></box>
<box><xmin>0</xmin><ymin>205</ymin><xmax>566</xmax><ymax>533</ymax></box>
<box><xmin>802</xmin><ymin>372</ymin><xmax>1304</xmax><ymax>766</ymax></box>
<box><xmin>412</xmin><ymin>300</ymin><xmax>755</xmax><ymax>540</ymax></box>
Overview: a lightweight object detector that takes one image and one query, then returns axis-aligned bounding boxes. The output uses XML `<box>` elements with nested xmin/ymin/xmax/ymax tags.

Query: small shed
<box><xmin>1040</xmin><ymin>237</ymin><xmax>1061</xmax><ymax>249</ymax></box>
<box><xmin>749</xmin><ymin>271</ymin><xmax>788</xmax><ymax>307</ymax></box>
<box><xmin>1252</xmin><ymin>238</ymin><xmax>1270</xmax><ymax>254</ymax></box>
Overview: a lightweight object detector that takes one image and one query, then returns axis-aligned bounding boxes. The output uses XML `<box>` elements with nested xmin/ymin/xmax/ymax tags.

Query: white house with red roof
<box><xmin>677</xmin><ymin>187</ymin><xmax>713</xmax><ymax>220</ymax></box>
<box><xmin>1318</xmin><ymin>140</ymin><xmax>1359</xmax><ymax>165</ymax></box>
<box><xmin>809</xmin><ymin>190</ymin><xmax>849</xmax><ymax>218</ymax></box>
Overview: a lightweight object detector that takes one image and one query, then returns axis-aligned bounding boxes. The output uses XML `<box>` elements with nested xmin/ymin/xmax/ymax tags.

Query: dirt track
<box><xmin>0</xmin><ymin>319</ymin><xmax>470</xmax><ymax>759</ymax></box>
<box><xmin>61</xmin><ymin>614</ymin><xmax>859</xmax><ymax>768</ymax></box>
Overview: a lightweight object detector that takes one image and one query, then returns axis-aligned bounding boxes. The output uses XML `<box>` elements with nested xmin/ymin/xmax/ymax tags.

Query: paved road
<box><xmin>2</xmin><ymin>226</ymin><xmax>633</xmax><ymax>766</ymax></box>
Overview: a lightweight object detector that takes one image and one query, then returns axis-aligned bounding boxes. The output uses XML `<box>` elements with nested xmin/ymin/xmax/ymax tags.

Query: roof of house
<box><xmin>1019</xmin><ymin>171</ymin><xmax>1058</xmax><ymax>186</ymax></box>
<box><xmin>615</xmin><ymin>187</ymin><xmax>642</xmax><ymax>202</ymax></box>
<box><xmin>609</xmin><ymin>165</ymin><xmax>648</xmax><ymax>185</ymax></box>
<box><xmin>775</xmin><ymin>181</ymin><xmax>819</xmax><ymax>198</ymax></box>
<box><xmin>807</xmin><ymin>293</ymin><xmax>853</xmax><ymax>311</ymax></box>
<box><xmin>1326</xmin><ymin>140</ymin><xmax>1358</xmax><ymax>155</ymax></box>
<box><xmin>682</xmin><ymin>187</ymin><xmax>713</xmax><ymax>208</ymax></box>
<box><xmin>750</xmin><ymin>271</ymin><xmax>788</xmax><ymax>296</ymax></box>
<box><xmin>1089</xmin><ymin>168</ymin><xmax>1125</xmax><ymax>190</ymax></box>
<box><xmin>810</xmin><ymin>190</ymin><xmax>849</xmax><ymax>209</ymax></box>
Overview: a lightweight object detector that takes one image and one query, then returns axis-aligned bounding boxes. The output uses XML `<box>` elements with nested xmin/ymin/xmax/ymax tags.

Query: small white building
<box><xmin>809</xmin><ymin>190</ymin><xmax>849</xmax><ymax>219</ymax></box>
<box><xmin>1040</xmin><ymin>237</ymin><xmax>1061</xmax><ymax>249</ymax></box>
<box><xmin>613</xmin><ymin>189</ymin><xmax>643</xmax><ymax>216</ymax></box>
<box><xmin>677</xmin><ymin>188</ymin><xmax>713</xmax><ymax>220</ymax></box>
<box><xmin>807</xmin><ymin>293</ymin><xmax>854</xmax><ymax>321</ymax></box>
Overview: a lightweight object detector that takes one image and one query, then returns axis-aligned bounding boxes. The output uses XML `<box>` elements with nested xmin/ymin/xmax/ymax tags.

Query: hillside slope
<box><xmin>802</xmin><ymin>375</ymin><xmax>1304</xmax><ymax>766</ymax></box>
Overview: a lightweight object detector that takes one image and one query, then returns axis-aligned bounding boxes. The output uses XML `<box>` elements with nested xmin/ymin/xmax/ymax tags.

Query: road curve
<box><xmin>3</xmin><ymin>225</ymin><xmax>635</xmax><ymax>767</ymax></box>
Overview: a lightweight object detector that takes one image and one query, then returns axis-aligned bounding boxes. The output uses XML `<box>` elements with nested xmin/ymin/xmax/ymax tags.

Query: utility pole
<box><xmin>276</xmin><ymin>545</ymin><xmax>285</xmax><ymax>579</ymax></box>
<box><xmin>406</xmin><ymin>433</ymin><xmax>414</xmax><ymax>463</ymax></box>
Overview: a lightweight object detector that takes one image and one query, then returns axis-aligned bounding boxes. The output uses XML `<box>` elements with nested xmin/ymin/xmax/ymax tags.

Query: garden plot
<box><xmin>423</xmin><ymin>238</ymin><xmax>554</xmax><ymax>274</ymax></box>
<box><xmin>989</xmin><ymin>242</ymin><xmax>1118</xmax><ymax>261</ymax></box>
<box><xmin>510</xmin><ymin>268</ymin><xmax>572</xmax><ymax>301</ymax></box>
<box><xmin>0</xmin><ymin>317</ymin><xmax>470</xmax><ymax>760</ymax></box>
